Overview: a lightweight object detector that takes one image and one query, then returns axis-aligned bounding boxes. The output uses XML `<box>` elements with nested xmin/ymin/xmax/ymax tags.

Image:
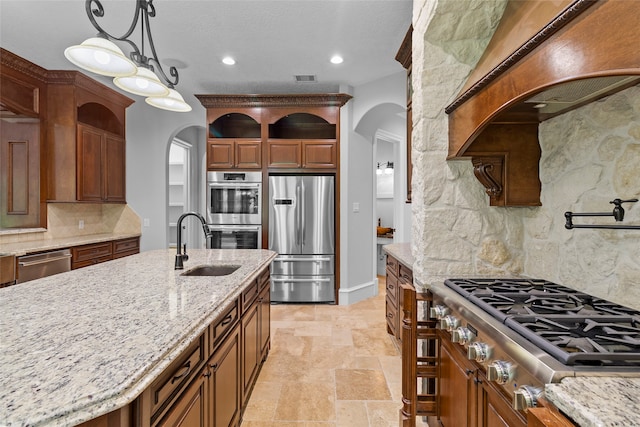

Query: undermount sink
<box><xmin>181</xmin><ymin>265</ymin><xmax>241</xmax><ymax>277</ymax></box>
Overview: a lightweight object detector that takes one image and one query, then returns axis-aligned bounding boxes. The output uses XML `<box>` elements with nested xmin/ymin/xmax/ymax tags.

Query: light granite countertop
<box><xmin>382</xmin><ymin>242</ymin><xmax>414</xmax><ymax>269</ymax></box>
<box><xmin>0</xmin><ymin>248</ymin><xmax>277</xmax><ymax>427</ymax></box>
<box><xmin>544</xmin><ymin>377</ymin><xmax>640</xmax><ymax>427</ymax></box>
<box><xmin>0</xmin><ymin>232</ymin><xmax>142</xmax><ymax>257</ymax></box>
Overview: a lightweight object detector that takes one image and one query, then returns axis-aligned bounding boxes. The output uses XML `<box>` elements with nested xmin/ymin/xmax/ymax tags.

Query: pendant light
<box><xmin>64</xmin><ymin>0</ymin><xmax>190</xmax><ymax>112</ymax></box>
<box><xmin>146</xmin><ymin>88</ymin><xmax>192</xmax><ymax>112</ymax></box>
<box><xmin>64</xmin><ymin>37</ymin><xmax>137</xmax><ymax>77</ymax></box>
<box><xmin>114</xmin><ymin>67</ymin><xmax>169</xmax><ymax>97</ymax></box>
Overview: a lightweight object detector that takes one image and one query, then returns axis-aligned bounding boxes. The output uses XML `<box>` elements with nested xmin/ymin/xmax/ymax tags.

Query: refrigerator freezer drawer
<box><xmin>271</xmin><ymin>276</ymin><xmax>335</xmax><ymax>303</ymax></box>
<box><xmin>271</xmin><ymin>255</ymin><xmax>334</xmax><ymax>276</ymax></box>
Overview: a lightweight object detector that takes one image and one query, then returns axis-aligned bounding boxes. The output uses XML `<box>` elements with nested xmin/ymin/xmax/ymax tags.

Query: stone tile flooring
<box><xmin>240</xmin><ymin>278</ymin><xmax>407</xmax><ymax>426</ymax></box>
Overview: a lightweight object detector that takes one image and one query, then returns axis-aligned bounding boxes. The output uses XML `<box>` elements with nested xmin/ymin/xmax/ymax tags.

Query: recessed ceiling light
<box><xmin>222</xmin><ymin>57</ymin><xmax>236</xmax><ymax>65</ymax></box>
<box><xmin>330</xmin><ymin>55</ymin><xmax>343</xmax><ymax>64</ymax></box>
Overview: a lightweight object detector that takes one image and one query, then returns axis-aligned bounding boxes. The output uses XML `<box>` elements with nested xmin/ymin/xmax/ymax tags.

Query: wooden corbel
<box><xmin>472</xmin><ymin>157</ymin><xmax>504</xmax><ymax>205</ymax></box>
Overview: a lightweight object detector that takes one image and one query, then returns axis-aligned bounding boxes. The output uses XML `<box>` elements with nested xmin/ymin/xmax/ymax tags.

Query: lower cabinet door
<box><xmin>241</xmin><ymin>303</ymin><xmax>260</xmax><ymax>405</ymax></box>
<box><xmin>210</xmin><ymin>324</ymin><xmax>241</xmax><ymax>427</ymax></box>
<box><xmin>258</xmin><ymin>284</ymin><xmax>270</xmax><ymax>358</ymax></box>
<box><xmin>157</xmin><ymin>369</ymin><xmax>208</xmax><ymax>427</ymax></box>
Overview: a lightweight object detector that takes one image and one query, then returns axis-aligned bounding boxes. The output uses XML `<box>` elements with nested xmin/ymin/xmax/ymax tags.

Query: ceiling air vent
<box><xmin>294</xmin><ymin>75</ymin><xmax>317</xmax><ymax>83</ymax></box>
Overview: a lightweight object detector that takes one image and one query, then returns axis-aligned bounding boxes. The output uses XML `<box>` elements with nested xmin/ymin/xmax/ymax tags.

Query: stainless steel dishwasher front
<box><xmin>17</xmin><ymin>249</ymin><xmax>72</xmax><ymax>283</ymax></box>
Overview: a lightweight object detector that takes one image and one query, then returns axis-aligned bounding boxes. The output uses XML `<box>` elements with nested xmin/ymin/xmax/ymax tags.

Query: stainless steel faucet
<box><xmin>175</xmin><ymin>212</ymin><xmax>212</xmax><ymax>270</ymax></box>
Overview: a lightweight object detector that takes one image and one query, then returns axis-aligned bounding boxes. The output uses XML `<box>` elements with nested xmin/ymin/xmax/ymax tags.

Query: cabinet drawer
<box><xmin>71</xmin><ymin>255</ymin><xmax>112</xmax><ymax>270</ymax></box>
<box><xmin>257</xmin><ymin>268</ymin><xmax>270</xmax><ymax>291</ymax></box>
<box><xmin>72</xmin><ymin>242</ymin><xmax>113</xmax><ymax>263</ymax></box>
<box><xmin>386</xmin><ymin>301</ymin><xmax>397</xmax><ymax>334</ymax></box>
<box><xmin>386</xmin><ymin>255</ymin><xmax>399</xmax><ymax>276</ymax></box>
<box><xmin>385</xmin><ymin>273</ymin><xmax>398</xmax><ymax>308</ymax></box>
<box><xmin>242</xmin><ymin>280</ymin><xmax>259</xmax><ymax>314</ymax></box>
<box><xmin>149</xmin><ymin>334</ymin><xmax>206</xmax><ymax>418</ymax></box>
<box><xmin>113</xmin><ymin>237</ymin><xmax>140</xmax><ymax>255</ymax></box>
<box><xmin>399</xmin><ymin>264</ymin><xmax>413</xmax><ymax>284</ymax></box>
<box><xmin>211</xmin><ymin>300</ymin><xmax>239</xmax><ymax>351</ymax></box>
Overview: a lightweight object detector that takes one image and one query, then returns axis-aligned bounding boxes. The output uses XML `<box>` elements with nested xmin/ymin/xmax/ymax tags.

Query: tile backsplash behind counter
<box><xmin>0</xmin><ymin>204</ymin><xmax>141</xmax><ymax>248</ymax></box>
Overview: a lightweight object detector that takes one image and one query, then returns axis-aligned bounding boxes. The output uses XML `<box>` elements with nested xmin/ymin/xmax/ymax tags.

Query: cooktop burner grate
<box><xmin>444</xmin><ymin>278</ymin><xmax>640</xmax><ymax>366</ymax></box>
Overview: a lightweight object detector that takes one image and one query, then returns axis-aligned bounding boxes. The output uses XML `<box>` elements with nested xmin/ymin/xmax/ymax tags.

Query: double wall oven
<box><xmin>206</xmin><ymin>171</ymin><xmax>262</xmax><ymax>249</ymax></box>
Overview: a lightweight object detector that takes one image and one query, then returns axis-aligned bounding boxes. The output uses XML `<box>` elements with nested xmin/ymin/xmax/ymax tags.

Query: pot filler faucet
<box><xmin>175</xmin><ymin>212</ymin><xmax>212</xmax><ymax>270</ymax></box>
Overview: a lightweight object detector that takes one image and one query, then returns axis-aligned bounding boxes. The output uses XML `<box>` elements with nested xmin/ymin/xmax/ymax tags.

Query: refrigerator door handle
<box><xmin>275</xmin><ymin>257</ymin><xmax>332</xmax><ymax>262</ymax></box>
<box><xmin>301</xmin><ymin>179</ymin><xmax>306</xmax><ymax>247</ymax></box>
<box><xmin>271</xmin><ymin>277</ymin><xmax>332</xmax><ymax>283</ymax></box>
<box><xmin>296</xmin><ymin>182</ymin><xmax>302</xmax><ymax>246</ymax></box>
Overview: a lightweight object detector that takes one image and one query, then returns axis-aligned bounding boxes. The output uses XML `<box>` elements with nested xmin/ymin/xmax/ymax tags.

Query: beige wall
<box><xmin>412</xmin><ymin>0</ymin><xmax>640</xmax><ymax>309</ymax></box>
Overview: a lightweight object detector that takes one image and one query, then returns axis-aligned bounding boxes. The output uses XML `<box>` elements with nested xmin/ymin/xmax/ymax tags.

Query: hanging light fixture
<box><xmin>64</xmin><ymin>0</ymin><xmax>191</xmax><ymax>112</ymax></box>
<box><xmin>384</xmin><ymin>162</ymin><xmax>394</xmax><ymax>175</ymax></box>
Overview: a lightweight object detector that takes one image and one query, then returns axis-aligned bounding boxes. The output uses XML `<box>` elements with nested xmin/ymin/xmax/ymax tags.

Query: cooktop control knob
<box><xmin>429</xmin><ymin>305</ymin><xmax>449</xmax><ymax>319</ymax></box>
<box><xmin>440</xmin><ymin>315</ymin><xmax>460</xmax><ymax>332</ymax></box>
<box><xmin>486</xmin><ymin>360</ymin><xmax>514</xmax><ymax>385</ymax></box>
<box><xmin>467</xmin><ymin>342</ymin><xmax>491</xmax><ymax>362</ymax></box>
<box><xmin>513</xmin><ymin>386</ymin><xmax>543</xmax><ymax>411</ymax></box>
<box><xmin>452</xmin><ymin>327</ymin><xmax>475</xmax><ymax>345</ymax></box>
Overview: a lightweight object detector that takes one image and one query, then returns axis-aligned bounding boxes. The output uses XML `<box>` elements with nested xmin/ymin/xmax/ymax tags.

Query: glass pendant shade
<box><xmin>114</xmin><ymin>67</ymin><xmax>169</xmax><ymax>97</ymax></box>
<box><xmin>64</xmin><ymin>37</ymin><xmax>137</xmax><ymax>77</ymax></box>
<box><xmin>145</xmin><ymin>88</ymin><xmax>192</xmax><ymax>112</ymax></box>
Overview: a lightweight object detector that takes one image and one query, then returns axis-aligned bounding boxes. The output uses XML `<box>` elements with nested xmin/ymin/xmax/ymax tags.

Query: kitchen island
<box><xmin>0</xmin><ymin>248</ymin><xmax>276</xmax><ymax>427</ymax></box>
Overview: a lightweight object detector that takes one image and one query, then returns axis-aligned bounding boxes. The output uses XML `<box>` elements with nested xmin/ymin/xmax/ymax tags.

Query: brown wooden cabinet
<box><xmin>386</xmin><ymin>254</ymin><xmax>412</xmax><ymax>342</ymax></box>
<box><xmin>241</xmin><ymin>268</ymin><xmax>271</xmax><ymax>406</ymax></box>
<box><xmin>437</xmin><ymin>330</ymin><xmax>526</xmax><ymax>427</ymax></box>
<box><xmin>210</xmin><ymin>323</ymin><xmax>241</xmax><ymax>427</ymax></box>
<box><xmin>46</xmin><ymin>71</ymin><xmax>133</xmax><ymax>203</ymax></box>
<box><xmin>385</xmin><ymin>255</ymin><xmax>400</xmax><ymax>339</ymax></box>
<box><xmin>438</xmin><ymin>332</ymin><xmax>478</xmax><ymax>427</ymax></box>
<box><xmin>266</xmin><ymin>139</ymin><xmax>337</xmax><ymax>169</ymax></box>
<box><xmin>77</xmin><ymin>123</ymin><xmax>126</xmax><ymax>202</ymax></box>
<box><xmin>71</xmin><ymin>237</ymin><xmax>140</xmax><ymax>269</ymax></box>
<box><xmin>395</xmin><ymin>26</ymin><xmax>413</xmax><ymax>203</ymax></box>
<box><xmin>157</xmin><ymin>369</ymin><xmax>208</xmax><ymax>427</ymax></box>
<box><xmin>133</xmin><ymin>267</ymin><xmax>270</xmax><ymax>427</ymax></box>
<box><xmin>0</xmin><ymin>48</ymin><xmax>47</xmax><ymax>229</ymax></box>
<box><xmin>207</xmin><ymin>139</ymin><xmax>261</xmax><ymax>170</ymax></box>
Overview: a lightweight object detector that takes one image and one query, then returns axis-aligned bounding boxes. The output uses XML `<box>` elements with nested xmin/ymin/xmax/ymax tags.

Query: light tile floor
<box><xmin>240</xmin><ymin>277</ymin><xmax>406</xmax><ymax>426</ymax></box>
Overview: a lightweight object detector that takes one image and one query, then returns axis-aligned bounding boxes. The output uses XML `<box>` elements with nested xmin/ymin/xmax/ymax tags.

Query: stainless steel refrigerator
<box><xmin>268</xmin><ymin>174</ymin><xmax>335</xmax><ymax>303</ymax></box>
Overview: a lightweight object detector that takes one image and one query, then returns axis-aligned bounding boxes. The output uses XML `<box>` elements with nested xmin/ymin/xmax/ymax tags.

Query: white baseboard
<box><xmin>338</xmin><ymin>278</ymin><xmax>379</xmax><ymax>305</ymax></box>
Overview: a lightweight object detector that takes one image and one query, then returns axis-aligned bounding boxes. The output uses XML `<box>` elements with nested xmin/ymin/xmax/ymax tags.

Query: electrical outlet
<box><xmin>353</xmin><ymin>202</ymin><xmax>360</xmax><ymax>213</ymax></box>
<box><xmin>143</xmin><ymin>218</ymin><xmax>150</xmax><ymax>227</ymax></box>
<box><xmin>78</xmin><ymin>220</ymin><xmax>84</xmax><ymax>230</ymax></box>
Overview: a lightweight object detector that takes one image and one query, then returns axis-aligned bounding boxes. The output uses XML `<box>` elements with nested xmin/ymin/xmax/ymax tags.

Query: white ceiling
<box><xmin>0</xmin><ymin>0</ymin><xmax>412</xmax><ymax>108</ymax></box>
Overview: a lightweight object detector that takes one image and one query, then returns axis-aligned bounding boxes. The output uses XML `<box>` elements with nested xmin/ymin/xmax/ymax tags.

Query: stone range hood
<box><xmin>446</xmin><ymin>0</ymin><xmax>640</xmax><ymax>207</ymax></box>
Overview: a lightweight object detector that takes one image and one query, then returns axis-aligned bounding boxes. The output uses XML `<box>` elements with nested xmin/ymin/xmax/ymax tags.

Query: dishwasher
<box><xmin>17</xmin><ymin>249</ymin><xmax>72</xmax><ymax>284</ymax></box>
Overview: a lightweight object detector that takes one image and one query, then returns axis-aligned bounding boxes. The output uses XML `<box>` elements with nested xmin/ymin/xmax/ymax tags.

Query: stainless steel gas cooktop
<box><xmin>444</xmin><ymin>278</ymin><xmax>640</xmax><ymax>367</ymax></box>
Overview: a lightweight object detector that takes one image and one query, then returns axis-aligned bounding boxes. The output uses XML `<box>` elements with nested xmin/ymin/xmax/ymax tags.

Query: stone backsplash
<box><xmin>412</xmin><ymin>0</ymin><xmax>640</xmax><ymax>310</ymax></box>
<box><xmin>0</xmin><ymin>204</ymin><xmax>141</xmax><ymax>246</ymax></box>
<box><xmin>526</xmin><ymin>86</ymin><xmax>640</xmax><ymax>308</ymax></box>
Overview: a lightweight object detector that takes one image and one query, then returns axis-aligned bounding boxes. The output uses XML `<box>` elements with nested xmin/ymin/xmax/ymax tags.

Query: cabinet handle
<box><xmin>210</xmin><ymin>362</ymin><xmax>219</xmax><ymax>371</ymax></box>
<box><xmin>474</xmin><ymin>377</ymin><xmax>483</xmax><ymax>385</ymax></box>
<box><xmin>466</xmin><ymin>369</ymin><xmax>474</xmax><ymax>375</ymax></box>
<box><xmin>387</xmin><ymin>313</ymin><xmax>393</xmax><ymax>318</ymax></box>
<box><xmin>171</xmin><ymin>361</ymin><xmax>191</xmax><ymax>384</ymax></box>
<box><xmin>221</xmin><ymin>314</ymin><xmax>234</xmax><ymax>326</ymax></box>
